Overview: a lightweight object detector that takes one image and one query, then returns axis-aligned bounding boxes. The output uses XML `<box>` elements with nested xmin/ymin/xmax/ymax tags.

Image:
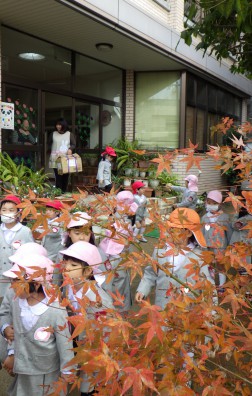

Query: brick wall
<box><xmin>127</xmin><ymin>0</ymin><xmax>184</xmax><ymax>32</ymax></box>
<box><xmin>125</xmin><ymin>70</ymin><xmax>134</xmax><ymax>140</ymax></box>
<box><xmin>171</xmin><ymin>154</ymin><xmax>226</xmax><ymax>194</ymax></box>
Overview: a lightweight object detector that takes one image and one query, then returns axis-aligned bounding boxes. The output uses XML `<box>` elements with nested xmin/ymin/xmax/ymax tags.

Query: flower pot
<box><xmin>124</xmin><ymin>168</ymin><xmax>133</xmax><ymax>176</ymax></box>
<box><xmin>140</xmin><ymin>171</ymin><xmax>146</xmax><ymax>178</ymax></box>
<box><xmin>132</xmin><ymin>169</ymin><xmax>140</xmax><ymax>177</ymax></box>
<box><xmin>148</xmin><ymin>171</ymin><xmax>156</xmax><ymax>178</ymax></box>
<box><xmin>123</xmin><ymin>178</ymin><xmax>131</xmax><ymax>187</ymax></box>
<box><xmin>144</xmin><ymin>188</ymin><xmax>153</xmax><ymax>198</ymax></box>
<box><xmin>149</xmin><ymin>179</ymin><xmax>160</xmax><ymax>189</ymax></box>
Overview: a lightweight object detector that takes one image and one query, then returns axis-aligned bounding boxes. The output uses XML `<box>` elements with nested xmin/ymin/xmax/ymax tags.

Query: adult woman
<box><xmin>13</xmin><ymin>119</ymin><xmax>36</xmax><ymax>145</ymax></box>
<box><xmin>49</xmin><ymin>118</ymin><xmax>76</xmax><ymax>193</ymax></box>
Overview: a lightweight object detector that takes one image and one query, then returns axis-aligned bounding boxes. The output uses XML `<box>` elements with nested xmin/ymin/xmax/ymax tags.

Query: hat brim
<box><xmin>167</xmin><ymin>220</ymin><xmax>206</xmax><ymax>248</ymax></box>
<box><xmin>3</xmin><ymin>263</ymin><xmax>22</xmax><ymax>279</ymax></box>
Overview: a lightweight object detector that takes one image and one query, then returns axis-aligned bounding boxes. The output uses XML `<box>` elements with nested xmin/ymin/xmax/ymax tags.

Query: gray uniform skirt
<box><xmin>8</xmin><ymin>370</ymin><xmax>65</xmax><ymax>396</ymax></box>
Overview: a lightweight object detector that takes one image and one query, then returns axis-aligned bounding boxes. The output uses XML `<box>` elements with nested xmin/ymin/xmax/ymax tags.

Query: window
<box><xmin>135</xmin><ymin>72</ymin><xmax>180</xmax><ymax>149</ymax></box>
<box><xmin>185</xmin><ymin>73</ymin><xmax>242</xmax><ymax>150</ymax></box>
<box><xmin>75</xmin><ymin>54</ymin><xmax>122</xmax><ymax>103</ymax></box>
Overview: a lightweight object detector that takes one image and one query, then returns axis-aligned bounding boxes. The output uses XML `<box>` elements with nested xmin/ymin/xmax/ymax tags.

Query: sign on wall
<box><xmin>0</xmin><ymin>102</ymin><xmax>14</xmax><ymax>129</ymax></box>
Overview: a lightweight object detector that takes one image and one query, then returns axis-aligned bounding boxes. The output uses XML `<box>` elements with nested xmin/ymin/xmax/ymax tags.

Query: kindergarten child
<box><xmin>60</xmin><ymin>241</ymin><xmax>114</xmax><ymax>395</ymax></box>
<box><xmin>201</xmin><ymin>190</ymin><xmax>232</xmax><ymax>288</ymax></box>
<box><xmin>0</xmin><ymin>195</ymin><xmax>33</xmax><ymax>298</ymax></box>
<box><xmin>96</xmin><ymin>146</ymin><xmax>117</xmax><ymax>193</ymax></box>
<box><xmin>36</xmin><ymin>200</ymin><xmax>64</xmax><ymax>262</ymax></box>
<box><xmin>0</xmin><ymin>253</ymin><xmax>75</xmax><ymax>396</ymax></box>
<box><xmin>230</xmin><ymin>191</ymin><xmax>252</xmax><ymax>274</ymax></box>
<box><xmin>166</xmin><ymin>174</ymin><xmax>198</xmax><ymax>209</ymax></box>
<box><xmin>0</xmin><ymin>243</ymin><xmax>48</xmax><ymax>366</ymax></box>
<box><xmin>135</xmin><ymin>208</ymin><xmax>215</xmax><ymax>309</ymax></box>
<box><xmin>98</xmin><ymin>191</ymin><xmax>138</xmax><ymax>311</ymax></box>
<box><xmin>53</xmin><ymin>212</ymin><xmax>95</xmax><ymax>285</ymax></box>
<box><xmin>132</xmin><ymin>181</ymin><xmax>148</xmax><ymax>243</ymax></box>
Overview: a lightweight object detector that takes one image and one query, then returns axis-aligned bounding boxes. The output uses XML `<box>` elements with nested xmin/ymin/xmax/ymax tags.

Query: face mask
<box><xmin>1</xmin><ymin>213</ymin><xmax>17</xmax><ymax>224</ymax></box>
<box><xmin>206</xmin><ymin>204</ymin><xmax>219</xmax><ymax>213</ymax></box>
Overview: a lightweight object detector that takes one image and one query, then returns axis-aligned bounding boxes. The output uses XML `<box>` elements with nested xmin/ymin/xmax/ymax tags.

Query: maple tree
<box><xmin>2</xmin><ymin>117</ymin><xmax>252</xmax><ymax>395</ymax></box>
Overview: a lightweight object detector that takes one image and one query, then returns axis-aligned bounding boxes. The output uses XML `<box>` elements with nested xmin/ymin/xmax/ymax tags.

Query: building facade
<box><xmin>0</xmin><ymin>0</ymin><xmax>251</xmax><ymax>186</ymax></box>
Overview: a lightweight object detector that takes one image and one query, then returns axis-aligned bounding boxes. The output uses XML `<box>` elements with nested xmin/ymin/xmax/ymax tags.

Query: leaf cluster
<box><xmin>182</xmin><ymin>0</ymin><xmax>252</xmax><ymax>77</ymax></box>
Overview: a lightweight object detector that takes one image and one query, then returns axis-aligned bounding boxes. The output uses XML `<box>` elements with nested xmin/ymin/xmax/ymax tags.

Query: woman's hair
<box><xmin>55</xmin><ymin>118</ymin><xmax>69</xmax><ymax>132</ymax></box>
<box><xmin>62</xmin><ymin>255</ymin><xmax>95</xmax><ymax>280</ymax></box>
<box><xmin>188</xmin><ymin>234</ymin><xmax>196</xmax><ymax>245</ymax></box>
<box><xmin>65</xmin><ymin>226</ymin><xmax>96</xmax><ymax>248</ymax></box>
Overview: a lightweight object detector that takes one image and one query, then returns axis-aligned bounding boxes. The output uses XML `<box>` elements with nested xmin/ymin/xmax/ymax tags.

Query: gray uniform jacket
<box><xmin>137</xmin><ymin>245</ymin><xmax>214</xmax><ymax>309</ymax></box>
<box><xmin>171</xmin><ymin>186</ymin><xmax>198</xmax><ymax>209</ymax></box>
<box><xmin>96</xmin><ymin>159</ymin><xmax>112</xmax><ymax>188</ymax></box>
<box><xmin>40</xmin><ymin>220</ymin><xmax>63</xmax><ymax>262</ymax></box>
<box><xmin>134</xmin><ymin>194</ymin><xmax>148</xmax><ymax>220</ymax></box>
<box><xmin>0</xmin><ymin>292</ymin><xmax>74</xmax><ymax>376</ymax></box>
<box><xmin>0</xmin><ymin>226</ymin><xmax>33</xmax><ymax>297</ymax></box>
<box><xmin>230</xmin><ymin>214</ymin><xmax>252</xmax><ymax>264</ymax></box>
<box><xmin>201</xmin><ymin>212</ymin><xmax>232</xmax><ymax>251</ymax></box>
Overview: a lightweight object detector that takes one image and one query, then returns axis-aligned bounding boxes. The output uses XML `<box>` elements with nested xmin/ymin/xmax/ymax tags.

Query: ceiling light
<box><xmin>95</xmin><ymin>43</ymin><xmax>113</xmax><ymax>52</ymax></box>
<box><xmin>18</xmin><ymin>52</ymin><xmax>45</xmax><ymax>61</ymax></box>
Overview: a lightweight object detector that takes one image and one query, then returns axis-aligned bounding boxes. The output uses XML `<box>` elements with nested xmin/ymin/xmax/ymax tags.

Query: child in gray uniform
<box><xmin>132</xmin><ymin>181</ymin><xmax>148</xmax><ymax>242</ymax></box>
<box><xmin>36</xmin><ymin>200</ymin><xmax>64</xmax><ymax>262</ymax></box>
<box><xmin>166</xmin><ymin>174</ymin><xmax>198</xmax><ymax>209</ymax></box>
<box><xmin>60</xmin><ymin>241</ymin><xmax>114</xmax><ymax>396</ymax></box>
<box><xmin>135</xmin><ymin>208</ymin><xmax>215</xmax><ymax>309</ymax></box>
<box><xmin>0</xmin><ymin>195</ymin><xmax>33</xmax><ymax>299</ymax></box>
<box><xmin>201</xmin><ymin>190</ymin><xmax>232</xmax><ymax>289</ymax></box>
<box><xmin>96</xmin><ymin>146</ymin><xmax>117</xmax><ymax>193</ymax></box>
<box><xmin>0</xmin><ymin>253</ymin><xmax>74</xmax><ymax>396</ymax></box>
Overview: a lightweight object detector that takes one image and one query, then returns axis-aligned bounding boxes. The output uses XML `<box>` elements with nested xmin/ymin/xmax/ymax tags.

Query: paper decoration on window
<box><xmin>0</xmin><ymin>102</ymin><xmax>14</xmax><ymax>129</ymax></box>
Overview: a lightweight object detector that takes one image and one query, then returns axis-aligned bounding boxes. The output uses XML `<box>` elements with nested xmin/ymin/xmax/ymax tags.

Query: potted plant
<box><xmin>84</xmin><ymin>153</ymin><xmax>99</xmax><ymax>166</ymax></box>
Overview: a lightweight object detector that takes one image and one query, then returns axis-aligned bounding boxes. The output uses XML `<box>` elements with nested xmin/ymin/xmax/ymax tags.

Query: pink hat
<box><xmin>60</xmin><ymin>242</ymin><xmax>105</xmax><ymax>285</ymax></box>
<box><xmin>9</xmin><ymin>242</ymin><xmax>48</xmax><ymax>262</ymax></box>
<box><xmin>99</xmin><ymin>221</ymin><xmax>131</xmax><ymax>256</ymax></box>
<box><xmin>185</xmin><ymin>175</ymin><xmax>198</xmax><ymax>192</ymax></box>
<box><xmin>207</xmin><ymin>190</ymin><xmax>222</xmax><ymax>204</ymax></box>
<box><xmin>116</xmin><ymin>191</ymin><xmax>138</xmax><ymax>214</ymax></box>
<box><xmin>101</xmin><ymin>146</ymin><xmax>117</xmax><ymax>157</ymax></box>
<box><xmin>67</xmin><ymin>212</ymin><xmax>91</xmax><ymax>229</ymax></box>
<box><xmin>60</xmin><ymin>241</ymin><xmax>101</xmax><ymax>272</ymax></box>
<box><xmin>1</xmin><ymin>195</ymin><xmax>21</xmax><ymax>206</ymax></box>
<box><xmin>3</xmin><ymin>254</ymin><xmax>54</xmax><ymax>282</ymax></box>
<box><xmin>45</xmin><ymin>200</ymin><xmax>63</xmax><ymax>211</ymax></box>
<box><xmin>132</xmin><ymin>181</ymin><xmax>145</xmax><ymax>194</ymax></box>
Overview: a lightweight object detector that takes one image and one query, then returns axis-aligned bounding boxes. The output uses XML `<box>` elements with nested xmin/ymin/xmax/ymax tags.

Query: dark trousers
<box><xmin>54</xmin><ymin>168</ymin><xmax>69</xmax><ymax>193</ymax></box>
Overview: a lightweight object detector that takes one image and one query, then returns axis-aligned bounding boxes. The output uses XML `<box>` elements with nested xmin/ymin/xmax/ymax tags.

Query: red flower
<box><xmin>23</xmin><ymin>104</ymin><xmax>27</xmax><ymax>108</ymax></box>
<box><xmin>7</xmin><ymin>98</ymin><xmax>12</xmax><ymax>102</ymax></box>
<box><xmin>29</xmin><ymin>107</ymin><xmax>33</xmax><ymax>112</ymax></box>
<box><xmin>16</xmin><ymin>110</ymin><xmax>20</xmax><ymax>115</ymax></box>
<box><xmin>32</xmin><ymin>124</ymin><xmax>36</xmax><ymax>128</ymax></box>
<box><xmin>23</xmin><ymin>113</ymin><xmax>27</xmax><ymax>118</ymax></box>
<box><xmin>15</xmin><ymin>101</ymin><xmax>19</xmax><ymax>105</ymax></box>
<box><xmin>17</xmin><ymin>119</ymin><xmax>21</xmax><ymax>124</ymax></box>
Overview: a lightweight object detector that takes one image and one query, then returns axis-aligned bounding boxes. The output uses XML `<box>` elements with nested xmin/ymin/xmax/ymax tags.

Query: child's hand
<box><xmin>3</xmin><ymin>355</ymin><xmax>14</xmax><ymax>376</ymax></box>
<box><xmin>234</xmin><ymin>221</ymin><xmax>244</xmax><ymax>230</ymax></box>
<box><xmin>135</xmin><ymin>292</ymin><xmax>145</xmax><ymax>303</ymax></box>
<box><xmin>4</xmin><ymin>326</ymin><xmax>14</xmax><ymax>342</ymax></box>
